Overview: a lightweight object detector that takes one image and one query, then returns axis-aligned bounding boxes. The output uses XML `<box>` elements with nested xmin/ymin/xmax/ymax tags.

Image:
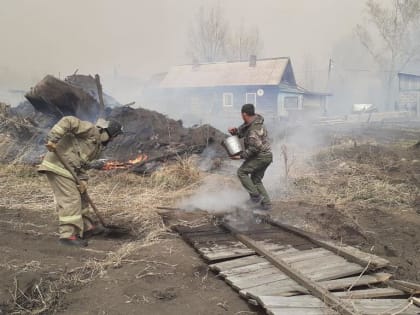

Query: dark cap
<box><xmin>105</xmin><ymin>120</ymin><xmax>123</xmax><ymax>138</ymax></box>
<box><xmin>241</xmin><ymin>104</ymin><xmax>255</xmax><ymax>116</ymax></box>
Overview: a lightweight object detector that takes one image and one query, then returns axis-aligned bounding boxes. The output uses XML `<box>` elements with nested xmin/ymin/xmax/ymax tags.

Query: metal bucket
<box><xmin>222</xmin><ymin>135</ymin><xmax>242</xmax><ymax>156</ymax></box>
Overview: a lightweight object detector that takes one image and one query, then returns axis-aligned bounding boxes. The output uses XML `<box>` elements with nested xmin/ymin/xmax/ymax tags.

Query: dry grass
<box><xmin>88</xmin><ymin>156</ymin><xmax>201</xmax><ymax>238</ymax></box>
<box><xmin>0</xmin><ymin>164</ymin><xmax>53</xmax><ymax>212</ymax></box>
<box><xmin>288</xmin><ymin>142</ymin><xmax>419</xmax><ymax>213</ymax></box>
<box><xmin>0</xmin><ymin>157</ymin><xmax>202</xmax><ymax>314</ymax></box>
<box><xmin>0</xmin><ymin>156</ymin><xmax>201</xmax><ymax>238</ymax></box>
<box><xmin>151</xmin><ymin>156</ymin><xmax>200</xmax><ymax>190</ymax></box>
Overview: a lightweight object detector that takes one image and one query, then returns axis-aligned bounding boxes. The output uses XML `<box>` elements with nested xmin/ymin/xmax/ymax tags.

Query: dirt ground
<box><xmin>0</xmin><ymin>207</ymin><xmax>261</xmax><ymax>315</ymax></box>
<box><xmin>2</xmin><ymin>123</ymin><xmax>420</xmax><ymax>314</ymax></box>
<box><xmin>0</xmin><ymin>162</ymin><xmax>262</xmax><ymax>315</ymax></box>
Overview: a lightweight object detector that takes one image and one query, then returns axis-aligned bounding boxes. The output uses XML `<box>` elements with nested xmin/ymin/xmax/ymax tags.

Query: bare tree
<box><xmin>225</xmin><ymin>21</ymin><xmax>263</xmax><ymax>61</ymax></box>
<box><xmin>302</xmin><ymin>54</ymin><xmax>316</xmax><ymax>91</ymax></box>
<box><xmin>187</xmin><ymin>3</ymin><xmax>229</xmax><ymax>63</ymax></box>
<box><xmin>187</xmin><ymin>4</ymin><xmax>263</xmax><ymax>63</ymax></box>
<box><xmin>356</xmin><ymin>0</ymin><xmax>420</xmax><ymax>109</ymax></box>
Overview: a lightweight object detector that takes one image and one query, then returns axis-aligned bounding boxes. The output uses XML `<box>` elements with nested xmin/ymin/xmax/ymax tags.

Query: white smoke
<box><xmin>178</xmin><ymin>167</ymin><xmax>249</xmax><ymax>213</ymax></box>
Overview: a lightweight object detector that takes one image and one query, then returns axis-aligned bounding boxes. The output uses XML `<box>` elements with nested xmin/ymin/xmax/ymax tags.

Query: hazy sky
<box><xmin>0</xmin><ymin>0</ymin><xmax>367</xmax><ymax>90</ymax></box>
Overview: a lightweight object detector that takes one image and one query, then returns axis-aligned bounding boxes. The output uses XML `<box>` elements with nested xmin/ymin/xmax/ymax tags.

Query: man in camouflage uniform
<box><xmin>229</xmin><ymin>104</ymin><xmax>273</xmax><ymax>210</ymax></box>
<box><xmin>39</xmin><ymin>116</ymin><xmax>122</xmax><ymax>247</ymax></box>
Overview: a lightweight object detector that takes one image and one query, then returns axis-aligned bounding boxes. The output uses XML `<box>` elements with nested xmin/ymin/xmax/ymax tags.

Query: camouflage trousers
<box><xmin>45</xmin><ymin>172</ymin><xmax>94</xmax><ymax>238</ymax></box>
<box><xmin>237</xmin><ymin>153</ymin><xmax>273</xmax><ymax>205</ymax></box>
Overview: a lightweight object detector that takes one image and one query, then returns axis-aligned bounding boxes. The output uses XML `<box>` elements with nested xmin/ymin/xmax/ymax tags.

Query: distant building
<box><xmin>145</xmin><ymin>56</ymin><xmax>330</xmax><ymax>124</ymax></box>
<box><xmin>398</xmin><ymin>72</ymin><xmax>420</xmax><ymax>115</ymax></box>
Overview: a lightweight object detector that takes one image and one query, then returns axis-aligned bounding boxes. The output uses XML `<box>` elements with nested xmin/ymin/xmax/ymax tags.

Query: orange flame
<box><xmin>102</xmin><ymin>154</ymin><xmax>148</xmax><ymax>171</ymax></box>
<box><xmin>128</xmin><ymin>154</ymin><xmax>148</xmax><ymax>164</ymax></box>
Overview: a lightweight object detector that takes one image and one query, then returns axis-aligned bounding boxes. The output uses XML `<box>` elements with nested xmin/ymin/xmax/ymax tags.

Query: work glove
<box><xmin>77</xmin><ymin>180</ymin><xmax>88</xmax><ymax>194</ymax></box>
<box><xmin>45</xmin><ymin>141</ymin><xmax>57</xmax><ymax>152</ymax></box>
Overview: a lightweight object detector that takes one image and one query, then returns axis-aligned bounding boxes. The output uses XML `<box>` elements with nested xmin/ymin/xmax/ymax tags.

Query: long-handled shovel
<box><xmin>54</xmin><ymin>150</ymin><xmax>130</xmax><ymax>238</ymax></box>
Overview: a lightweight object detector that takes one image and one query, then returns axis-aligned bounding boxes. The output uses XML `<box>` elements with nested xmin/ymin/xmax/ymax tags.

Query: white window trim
<box><xmin>246</xmin><ymin>93</ymin><xmax>257</xmax><ymax>107</ymax></box>
<box><xmin>223</xmin><ymin>92</ymin><xmax>234</xmax><ymax>107</ymax></box>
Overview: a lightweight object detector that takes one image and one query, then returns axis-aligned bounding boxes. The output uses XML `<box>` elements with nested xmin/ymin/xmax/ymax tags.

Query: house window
<box><xmin>284</xmin><ymin>96</ymin><xmax>299</xmax><ymax>109</ymax></box>
<box><xmin>246</xmin><ymin>93</ymin><xmax>257</xmax><ymax>107</ymax></box>
<box><xmin>223</xmin><ymin>93</ymin><xmax>234</xmax><ymax>107</ymax></box>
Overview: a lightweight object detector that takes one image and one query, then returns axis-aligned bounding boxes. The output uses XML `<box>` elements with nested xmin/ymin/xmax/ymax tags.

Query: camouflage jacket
<box><xmin>237</xmin><ymin>114</ymin><xmax>271</xmax><ymax>160</ymax></box>
<box><xmin>38</xmin><ymin>116</ymin><xmax>104</xmax><ymax>180</ymax></box>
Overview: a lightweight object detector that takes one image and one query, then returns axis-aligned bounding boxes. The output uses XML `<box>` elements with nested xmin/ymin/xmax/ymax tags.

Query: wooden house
<box><xmin>145</xmin><ymin>56</ymin><xmax>329</xmax><ymax>122</ymax></box>
<box><xmin>398</xmin><ymin>72</ymin><xmax>420</xmax><ymax>115</ymax></box>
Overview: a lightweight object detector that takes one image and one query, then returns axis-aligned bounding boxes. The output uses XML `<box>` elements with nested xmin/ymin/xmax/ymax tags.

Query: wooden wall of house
<box><xmin>303</xmin><ymin>95</ymin><xmax>326</xmax><ymax>112</ymax></box>
<box><xmin>398</xmin><ymin>75</ymin><xmax>420</xmax><ymax>115</ymax></box>
<box><xmin>277</xmin><ymin>92</ymin><xmax>303</xmax><ymax>117</ymax></box>
<box><xmin>149</xmin><ymin>86</ymin><xmax>279</xmax><ymax>116</ymax></box>
<box><xmin>399</xmin><ymin>90</ymin><xmax>420</xmax><ymax>113</ymax></box>
<box><xmin>399</xmin><ymin>74</ymin><xmax>420</xmax><ymax>91</ymax></box>
<box><xmin>277</xmin><ymin>93</ymin><xmax>327</xmax><ymax>119</ymax></box>
<box><xmin>146</xmin><ymin>86</ymin><xmax>330</xmax><ymax>124</ymax></box>
<box><xmin>215</xmin><ymin>85</ymin><xmax>279</xmax><ymax>113</ymax></box>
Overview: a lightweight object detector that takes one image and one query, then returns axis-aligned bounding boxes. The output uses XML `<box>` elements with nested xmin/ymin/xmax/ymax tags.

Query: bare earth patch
<box><xmin>0</xmin><ymin>161</ymin><xmax>261</xmax><ymax>314</ymax></box>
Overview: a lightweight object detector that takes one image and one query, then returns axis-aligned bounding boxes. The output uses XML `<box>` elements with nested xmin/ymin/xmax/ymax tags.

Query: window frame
<box><xmin>283</xmin><ymin>95</ymin><xmax>300</xmax><ymax>110</ymax></box>
<box><xmin>223</xmin><ymin>92</ymin><xmax>234</xmax><ymax>107</ymax></box>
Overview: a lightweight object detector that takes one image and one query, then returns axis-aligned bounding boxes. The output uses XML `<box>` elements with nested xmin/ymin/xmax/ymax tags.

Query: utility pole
<box><xmin>324</xmin><ymin>58</ymin><xmax>333</xmax><ymax>116</ymax></box>
<box><xmin>328</xmin><ymin>58</ymin><xmax>333</xmax><ymax>83</ymax></box>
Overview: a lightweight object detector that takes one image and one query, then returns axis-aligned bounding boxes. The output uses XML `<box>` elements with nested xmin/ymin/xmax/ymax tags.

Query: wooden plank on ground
<box><xmin>344</xmin><ymin>299</ymin><xmax>420</xmax><ymax>315</ymax></box>
<box><xmin>388</xmin><ymin>279</ymin><xmax>420</xmax><ymax>294</ymax></box>
<box><xmin>240</xmin><ymin>264</ymin><xmax>370</xmax><ymax>299</ymax></box>
<box><xmin>257</xmin><ymin>295</ymin><xmax>325</xmax><ymax>308</ymax></box>
<box><xmin>196</xmin><ymin>242</ymin><xmax>255</xmax><ymax>261</ymax></box>
<box><xmin>209</xmin><ymin>247</ymin><xmax>298</xmax><ymax>272</ymax></box>
<box><xmin>221</xmin><ymin>249</ymin><xmax>338</xmax><ymax>278</ymax></box>
<box><xmin>257</xmin><ymin>296</ymin><xmax>339</xmax><ymax>315</ymax></box>
<box><xmin>309</xmin><ymin>263</ymin><xmax>365</xmax><ymax>282</ymax></box>
<box><xmin>411</xmin><ymin>297</ymin><xmax>420</xmax><ymax>307</ymax></box>
<box><xmin>268</xmin><ymin>308</ymin><xmax>338</xmax><ymax>315</ymax></box>
<box><xmin>267</xmin><ymin>217</ymin><xmax>390</xmax><ymax>270</ymax></box>
<box><xmin>235</xmin><ymin>262</ymin><xmax>363</xmax><ymax>292</ymax></box>
<box><xmin>227</xmin><ymin>256</ymin><xmax>352</xmax><ymax>290</ymax></box>
<box><xmin>334</xmin><ymin>287</ymin><xmax>406</xmax><ymax>299</ymax></box>
<box><xmin>319</xmin><ymin>272</ymin><xmax>391</xmax><ymax>291</ymax></box>
<box><xmin>199</xmin><ymin>247</ymin><xmax>255</xmax><ymax>261</ymax></box>
<box><xmin>269</xmin><ymin>309</ymin><xmax>337</xmax><ymax>315</ymax></box>
<box><xmin>254</xmin><ymin>241</ymin><xmax>290</xmax><ymax>252</ymax></box>
<box><xmin>226</xmin><ymin>255</ymin><xmax>346</xmax><ymax>285</ymax></box>
<box><xmin>209</xmin><ymin>255</ymin><xmax>263</xmax><ymax>271</ymax></box>
<box><xmin>321</xmin><ymin>240</ymin><xmax>390</xmax><ymax>269</ymax></box>
<box><xmin>222</xmin><ymin>222</ymin><xmax>359</xmax><ymax>315</ymax></box>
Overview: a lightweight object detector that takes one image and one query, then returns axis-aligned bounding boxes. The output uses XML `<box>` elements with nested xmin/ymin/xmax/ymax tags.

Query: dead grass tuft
<box><xmin>151</xmin><ymin>156</ymin><xmax>201</xmax><ymax>190</ymax></box>
<box><xmin>10</xmin><ymin>277</ymin><xmax>61</xmax><ymax>315</ymax></box>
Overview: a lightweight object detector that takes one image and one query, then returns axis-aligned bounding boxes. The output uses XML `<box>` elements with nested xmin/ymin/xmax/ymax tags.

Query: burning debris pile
<box><xmin>100</xmin><ymin>106</ymin><xmax>225</xmax><ymax>173</ymax></box>
<box><xmin>0</xmin><ymin>74</ymin><xmax>226</xmax><ymax>173</ymax></box>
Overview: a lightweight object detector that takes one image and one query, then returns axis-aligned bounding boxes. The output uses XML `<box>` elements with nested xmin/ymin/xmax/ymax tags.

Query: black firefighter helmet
<box><xmin>105</xmin><ymin>120</ymin><xmax>123</xmax><ymax>138</ymax></box>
